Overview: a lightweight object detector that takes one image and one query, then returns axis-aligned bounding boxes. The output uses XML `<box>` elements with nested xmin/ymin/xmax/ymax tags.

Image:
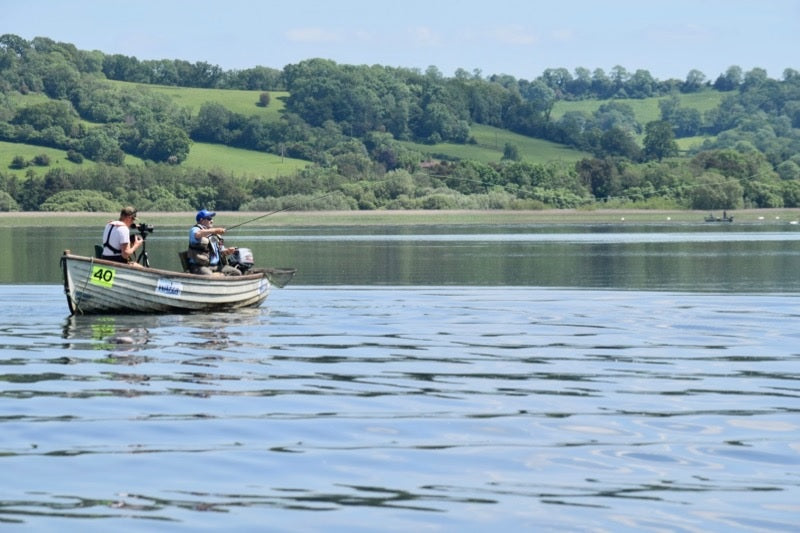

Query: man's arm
<box><xmin>121</xmin><ymin>234</ymin><xmax>142</xmax><ymax>259</ymax></box>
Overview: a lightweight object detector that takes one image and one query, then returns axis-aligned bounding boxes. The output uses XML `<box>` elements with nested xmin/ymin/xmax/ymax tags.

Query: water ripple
<box><xmin>1</xmin><ymin>286</ymin><xmax>799</xmax><ymax>530</ymax></box>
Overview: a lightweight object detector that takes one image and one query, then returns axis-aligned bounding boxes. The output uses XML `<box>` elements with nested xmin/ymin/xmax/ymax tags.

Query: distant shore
<box><xmin>1</xmin><ymin>209</ymin><xmax>798</xmax><ymax>227</ymax></box>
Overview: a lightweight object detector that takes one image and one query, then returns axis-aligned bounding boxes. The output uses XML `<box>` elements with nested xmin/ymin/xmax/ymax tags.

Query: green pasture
<box><xmin>107</xmin><ymin>80</ymin><xmax>287</xmax><ymax>119</ymax></box>
<box><xmin>7</xmin><ymin>80</ymin><xmax>287</xmax><ymax>120</ymax></box>
<box><xmin>552</xmin><ymin>90</ymin><xmax>725</xmax><ymax>125</ymax></box>
<box><xmin>185</xmin><ymin>142</ymin><xmax>308</xmax><ymax>177</ymax></box>
<box><xmin>677</xmin><ymin>91</ymin><xmax>727</xmax><ymax>113</ymax></box>
<box><xmin>1</xmin><ymin>140</ymin><xmax>95</xmax><ymax>177</ymax></box>
<box><xmin>676</xmin><ymin>135</ymin><xmax>712</xmax><ymax>152</ymax></box>
<box><xmin>5</xmin><ymin>91</ymin><xmax>50</xmax><ymax>107</ymax></box>
<box><xmin>0</xmin><ymin>139</ymin><xmax>309</xmax><ymax>180</ymax></box>
<box><xmin>0</xmin><ymin>140</ymin><xmax>148</xmax><ymax>177</ymax></box>
<box><xmin>469</xmin><ymin>124</ymin><xmax>590</xmax><ymax>163</ymax></box>
<box><xmin>402</xmin><ymin>124</ymin><xmax>590</xmax><ymax>164</ymax></box>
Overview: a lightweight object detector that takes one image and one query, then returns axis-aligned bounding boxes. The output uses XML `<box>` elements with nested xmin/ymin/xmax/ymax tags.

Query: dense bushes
<box><xmin>39</xmin><ymin>189</ymin><xmax>117</xmax><ymax>211</ymax></box>
<box><xmin>2</xmin><ymin>146</ymin><xmax>792</xmax><ymax>213</ymax></box>
<box><xmin>0</xmin><ymin>190</ymin><xmax>19</xmax><ymax>211</ymax></box>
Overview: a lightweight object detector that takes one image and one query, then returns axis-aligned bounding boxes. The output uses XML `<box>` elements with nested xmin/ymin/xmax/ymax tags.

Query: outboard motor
<box><xmin>228</xmin><ymin>247</ymin><xmax>255</xmax><ymax>273</ymax></box>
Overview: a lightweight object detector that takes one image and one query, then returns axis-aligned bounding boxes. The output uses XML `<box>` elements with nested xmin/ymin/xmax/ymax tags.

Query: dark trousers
<box><xmin>102</xmin><ymin>254</ymin><xmax>128</xmax><ymax>264</ymax></box>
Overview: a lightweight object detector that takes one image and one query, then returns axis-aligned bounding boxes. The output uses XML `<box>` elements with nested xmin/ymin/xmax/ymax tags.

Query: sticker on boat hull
<box><xmin>90</xmin><ymin>265</ymin><xmax>116</xmax><ymax>287</ymax></box>
<box><xmin>156</xmin><ymin>279</ymin><xmax>183</xmax><ymax>297</ymax></box>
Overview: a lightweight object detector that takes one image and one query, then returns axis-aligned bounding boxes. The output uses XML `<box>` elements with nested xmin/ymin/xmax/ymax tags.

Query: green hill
<box><xmin>115</xmin><ymin>81</ymin><xmax>592</xmax><ymax>165</ymax></box>
<box><xmin>2</xmin><ymin>83</ymin><xmax>306</xmax><ymax>178</ymax></box>
<box><xmin>160</xmin><ymin>88</ymin><xmax>721</xmax><ymax>166</ymax></box>
<box><xmin>3</xmin><ymin>79</ymin><xmax>726</xmax><ymax>178</ymax></box>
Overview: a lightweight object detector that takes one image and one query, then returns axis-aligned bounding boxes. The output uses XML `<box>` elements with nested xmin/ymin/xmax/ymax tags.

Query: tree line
<box><xmin>1</xmin><ymin>33</ymin><xmax>799</xmax><ymax>212</ymax></box>
<box><xmin>2</xmin><ymin>143</ymin><xmax>795</xmax><ymax>214</ymax></box>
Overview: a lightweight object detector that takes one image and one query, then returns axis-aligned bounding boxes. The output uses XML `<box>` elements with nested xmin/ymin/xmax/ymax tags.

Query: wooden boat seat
<box><xmin>178</xmin><ymin>251</ymin><xmax>190</xmax><ymax>272</ymax></box>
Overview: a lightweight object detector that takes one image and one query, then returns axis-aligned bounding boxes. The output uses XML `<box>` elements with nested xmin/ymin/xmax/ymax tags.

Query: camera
<box><xmin>131</xmin><ymin>222</ymin><xmax>155</xmax><ymax>235</ymax></box>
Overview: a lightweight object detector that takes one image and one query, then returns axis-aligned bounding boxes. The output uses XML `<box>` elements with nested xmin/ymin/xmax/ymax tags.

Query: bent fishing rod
<box><xmin>223</xmin><ymin>169</ymin><xmax>482</xmax><ymax>231</ymax></box>
<box><xmin>223</xmin><ymin>170</ymin><xmax>466</xmax><ymax>231</ymax></box>
<box><xmin>225</xmin><ymin>189</ymin><xmax>343</xmax><ymax>231</ymax></box>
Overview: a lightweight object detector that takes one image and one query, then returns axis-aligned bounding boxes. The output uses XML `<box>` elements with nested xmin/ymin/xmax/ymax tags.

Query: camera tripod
<box><xmin>133</xmin><ymin>230</ymin><xmax>151</xmax><ymax>267</ymax></box>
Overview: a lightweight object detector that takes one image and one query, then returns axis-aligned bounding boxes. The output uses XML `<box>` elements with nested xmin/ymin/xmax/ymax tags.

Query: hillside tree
<box><xmin>643</xmin><ymin>121</ymin><xmax>678</xmax><ymax>161</ymax></box>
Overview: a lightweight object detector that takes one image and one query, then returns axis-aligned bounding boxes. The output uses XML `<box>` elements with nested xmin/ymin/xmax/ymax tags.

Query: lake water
<box><xmin>1</xmin><ymin>221</ymin><xmax>799</xmax><ymax>531</ymax></box>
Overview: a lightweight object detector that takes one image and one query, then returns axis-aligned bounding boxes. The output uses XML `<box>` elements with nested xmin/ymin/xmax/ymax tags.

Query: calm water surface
<box><xmin>1</xmin><ymin>223</ymin><xmax>799</xmax><ymax>531</ymax></box>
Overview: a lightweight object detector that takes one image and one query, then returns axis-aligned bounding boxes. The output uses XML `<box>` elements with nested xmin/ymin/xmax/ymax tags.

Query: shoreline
<box><xmin>1</xmin><ymin>208</ymin><xmax>798</xmax><ymax>227</ymax></box>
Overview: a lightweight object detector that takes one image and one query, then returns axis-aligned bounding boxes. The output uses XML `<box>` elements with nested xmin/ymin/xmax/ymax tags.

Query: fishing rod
<box><xmin>223</xmin><ymin>169</ymin><xmax>433</xmax><ymax>231</ymax></box>
<box><xmin>225</xmin><ymin>189</ymin><xmax>344</xmax><ymax>231</ymax></box>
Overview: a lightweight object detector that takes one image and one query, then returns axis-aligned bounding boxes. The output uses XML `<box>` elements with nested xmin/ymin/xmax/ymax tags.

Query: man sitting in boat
<box><xmin>101</xmin><ymin>206</ymin><xmax>144</xmax><ymax>265</ymax></box>
<box><xmin>187</xmin><ymin>209</ymin><xmax>241</xmax><ymax>276</ymax></box>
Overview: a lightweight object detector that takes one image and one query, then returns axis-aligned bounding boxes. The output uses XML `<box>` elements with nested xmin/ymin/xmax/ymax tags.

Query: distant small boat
<box><xmin>704</xmin><ymin>212</ymin><xmax>734</xmax><ymax>223</ymax></box>
<box><xmin>60</xmin><ymin>250</ymin><xmax>295</xmax><ymax>315</ymax></box>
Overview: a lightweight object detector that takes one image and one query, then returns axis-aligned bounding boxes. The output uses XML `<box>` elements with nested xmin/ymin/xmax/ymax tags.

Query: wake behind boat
<box><xmin>61</xmin><ymin>250</ymin><xmax>295</xmax><ymax>315</ymax></box>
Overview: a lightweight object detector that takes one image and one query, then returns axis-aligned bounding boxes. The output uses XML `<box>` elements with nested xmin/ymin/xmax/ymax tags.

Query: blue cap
<box><xmin>196</xmin><ymin>209</ymin><xmax>216</xmax><ymax>222</ymax></box>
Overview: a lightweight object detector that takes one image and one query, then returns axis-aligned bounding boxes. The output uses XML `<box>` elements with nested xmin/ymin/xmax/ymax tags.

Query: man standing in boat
<box><xmin>187</xmin><ymin>209</ymin><xmax>241</xmax><ymax>276</ymax></box>
<box><xmin>101</xmin><ymin>206</ymin><xmax>143</xmax><ymax>264</ymax></box>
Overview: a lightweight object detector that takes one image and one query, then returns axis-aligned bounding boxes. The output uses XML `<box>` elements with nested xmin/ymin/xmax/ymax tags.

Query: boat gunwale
<box><xmin>61</xmin><ymin>250</ymin><xmax>267</xmax><ymax>282</ymax></box>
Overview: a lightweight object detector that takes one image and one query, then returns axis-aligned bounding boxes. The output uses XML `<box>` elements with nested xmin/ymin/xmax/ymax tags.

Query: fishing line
<box><xmin>224</xmin><ymin>170</ymin><xmax>419</xmax><ymax>230</ymax></box>
<box><xmin>225</xmin><ymin>189</ymin><xmax>345</xmax><ymax>230</ymax></box>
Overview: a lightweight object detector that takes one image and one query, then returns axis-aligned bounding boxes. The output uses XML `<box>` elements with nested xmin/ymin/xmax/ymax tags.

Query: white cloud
<box><xmin>490</xmin><ymin>25</ymin><xmax>538</xmax><ymax>46</ymax></box>
<box><xmin>284</xmin><ymin>27</ymin><xmax>341</xmax><ymax>43</ymax></box>
<box><xmin>409</xmin><ymin>26</ymin><xmax>441</xmax><ymax>46</ymax></box>
<box><xmin>353</xmin><ymin>29</ymin><xmax>375</xmax><ymax>42</ymax></box>
<box><xmin>550</xmin><ymin>28</ymin><xmax>574</xmax><ymax>42</ymax></box>
<box><xmin>649</xmin><ymin>23</ymin><xmax>713</xmax><ymax>44</ymax></box>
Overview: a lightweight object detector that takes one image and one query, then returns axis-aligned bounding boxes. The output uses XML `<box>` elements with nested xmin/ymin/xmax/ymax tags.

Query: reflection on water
<box><xmin>0</xmin><ymin>285</ymin><xmax>798</xmax><ymax>530</ymax></box>
<box><xmin>3</xmin><ymin>223</ymin><xmax>800</xmax><ymax>291</ymax></box>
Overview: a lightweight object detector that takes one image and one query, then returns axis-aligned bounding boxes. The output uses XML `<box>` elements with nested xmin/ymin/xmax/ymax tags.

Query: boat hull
<box><xmin>61</xmin><ymin>252</ymin><xmax>270</xmax><ymax>314</ymax></box>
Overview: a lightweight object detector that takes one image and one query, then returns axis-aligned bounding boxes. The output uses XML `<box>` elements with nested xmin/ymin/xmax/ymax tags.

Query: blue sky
<box><xmin>3</xmin><ymin>0</ymin><xmax>798</xmax><ymax>81</ymax></box>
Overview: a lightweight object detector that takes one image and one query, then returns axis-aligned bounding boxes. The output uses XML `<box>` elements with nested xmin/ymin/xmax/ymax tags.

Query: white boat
<box><xmin>60</xmin><ymin>250</ymin><xmax>293</xmax><ymax>315</ymax></box>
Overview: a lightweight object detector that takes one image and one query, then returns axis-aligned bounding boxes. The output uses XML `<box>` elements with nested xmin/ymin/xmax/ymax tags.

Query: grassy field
<box><xmin>107</xmin><ymin>80</ymin><xmax>288</xmax><ymax>120</ymax></box>
<box><xmin>676</xmin><ymin>135</ymin><xmax>712</xmax><ymax>152</ymax></box>
<box><xmin>0</xmin><ymin>141</ymin><xmax>92</xmax><ymax>177</ymax></box>
<box><xmin>552</xmin><ymin>90</ymin><xmax>726</xmax><ymax>125</ymax></box>
<box><xmin>3</xmin><ymin>208</ymin><xmax>798</xmax><ymax>228</ymax></box>
<box><xmin>401</xmin><ymin>124</ymin><xmax>591</xmax><ymax>164</ymax></box>
<box><xmin>6</xmin><ymin>91</ymin><xmax>50</xmax><ymax>107</ymax></box>
<box><xmin>185</xmin><ymin>142</ymin><xmax>308</xmax><ymax>177</ymax></box>
<box><xmin>0</xmin><ymin>139</ymin><xmax>307</xmax><ymax>179</ymax></box>
<box><xmin>0</xmin><ymin>140</ymin><xmax>147</xmax><ymax>177</ymax></box>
